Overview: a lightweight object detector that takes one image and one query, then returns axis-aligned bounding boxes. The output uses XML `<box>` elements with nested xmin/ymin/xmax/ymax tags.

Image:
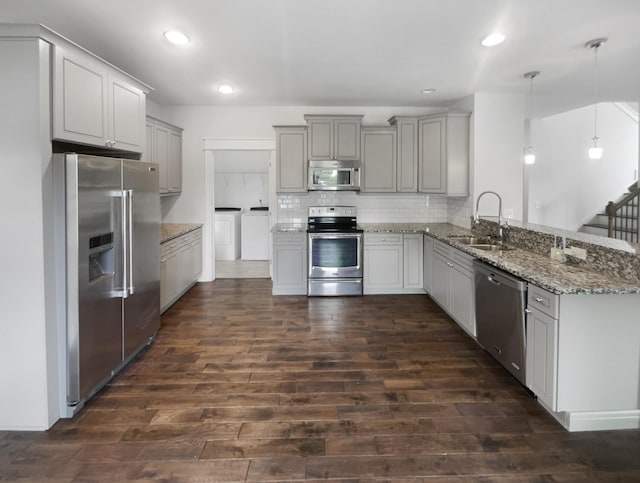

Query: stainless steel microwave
<box><xmin>308</xmin><ymin>159</ymin><xmax>361</xmax><ymax>191</ymax></box>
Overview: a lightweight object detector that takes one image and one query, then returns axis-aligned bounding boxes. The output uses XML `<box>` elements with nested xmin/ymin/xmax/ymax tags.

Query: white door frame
<box><xmin>202</xmin><ymin>138</ymin><xmax>277</xmax><ymax>281</ymax></box>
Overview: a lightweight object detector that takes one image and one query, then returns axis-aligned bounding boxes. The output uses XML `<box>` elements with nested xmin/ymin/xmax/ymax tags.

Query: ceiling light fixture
<box><xmin>585</xmin><ymin>37</ymin><xmax>607</xmax><ymax>160</ymax></box>
<box><xmin>420</xmin><ymin>88</ymin><xmax>436</xmax><ymax>94</ymax></box>
<box><xmin>523</xmin><ymin>70</ymin><xmax>540</xmax><ymax>165</ymax></box>
<box><xmin>163</xmin><ymin>30</ymin><xmax>190</xmax><ymax>46</ymax></box>
<box><xmin>217</xmin><ymin>85</ymin><xmax>234</xmax><ymax>94</ymax></box>
<box><xmin>481</xmin><ymin>33</ymin><xmax>505</xmax><ymax>47</ymax></box>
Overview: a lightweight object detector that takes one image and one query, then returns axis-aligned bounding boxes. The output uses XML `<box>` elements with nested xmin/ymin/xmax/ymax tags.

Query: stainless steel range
<box><xmin>307</xmin><ymin>206</ymin><xmax>363</xmax><ymax>296</ymax></box>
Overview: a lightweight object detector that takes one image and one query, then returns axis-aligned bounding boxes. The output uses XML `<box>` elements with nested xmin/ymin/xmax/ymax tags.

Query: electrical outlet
<box><xmin>503</xmin><ymin>208</ymin><xmax>514</xmax><ymax>219</ymax></box>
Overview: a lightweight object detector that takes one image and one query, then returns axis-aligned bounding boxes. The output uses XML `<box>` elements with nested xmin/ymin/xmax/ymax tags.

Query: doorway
<box><xmin>202</xmin><ymin>139</ymin><xmax>277</xmax><ymax>281</ymax></box>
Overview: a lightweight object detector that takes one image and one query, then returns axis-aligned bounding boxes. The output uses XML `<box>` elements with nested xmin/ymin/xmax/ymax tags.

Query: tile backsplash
<box><xmin>277</xmin><ymin>191</ymin><xmax>471</xmax><ymax>226</ymax></box>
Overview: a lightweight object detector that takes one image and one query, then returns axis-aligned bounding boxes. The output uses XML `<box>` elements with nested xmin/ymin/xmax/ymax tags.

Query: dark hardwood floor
<box><xmin>2</xmin><ymin>279</ymin><xmax>639</xmax><ymax>482</ymax></box>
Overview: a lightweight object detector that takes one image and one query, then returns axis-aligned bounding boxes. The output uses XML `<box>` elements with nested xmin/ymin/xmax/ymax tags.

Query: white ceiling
<box><xmin>2</xmin><ymin>0</ymin><xmax>640</xmax><ymax>117</ymax></box>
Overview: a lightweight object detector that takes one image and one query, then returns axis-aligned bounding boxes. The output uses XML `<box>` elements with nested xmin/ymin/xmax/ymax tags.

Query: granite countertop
<box><xmin>360</xmin><ymin>223</ymin><xmax>640</xmax><ymax>295</ymax></box>
<box><xmin>272</xmin><ymin>223</ymin><xmax>307</xmax><ymax>233</ymax></box>
<box><xmin>161</xmin><ymin>223</ymin><xmax>203</xmax><ymax>243</ymax></box>
<box><xmin>270</xmin><ymin>221</ymin><xmax>639</xmax><ymax>295</ymax></box>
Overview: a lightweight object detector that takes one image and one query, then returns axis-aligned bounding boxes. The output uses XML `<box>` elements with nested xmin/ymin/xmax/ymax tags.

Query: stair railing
<box><xmin>606</xmin><ymin>182</ymin><xmax>639</xmax><ymax>243</ymax></box>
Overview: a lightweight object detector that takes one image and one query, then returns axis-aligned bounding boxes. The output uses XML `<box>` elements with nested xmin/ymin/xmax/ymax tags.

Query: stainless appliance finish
<box><xmin>307</xmin><ymin>159</ymin><xmax>361</xmax><ymax>191</ymax></box>
<box><xmin>307</xmin><ymin>206</ymin><xmax>363</xmax><ymax>296</ymax></box>
<box><xmin>56</xmin><ymin>153</ymin><xmax>160</xmax><ymax>416</ymax></box>
<box><xmin>473</xmin><ymin>260</ymin><xmax>528</xmax><ymax>385</ymax></box>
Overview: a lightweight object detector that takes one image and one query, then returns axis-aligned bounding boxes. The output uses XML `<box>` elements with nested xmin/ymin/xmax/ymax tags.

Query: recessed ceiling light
<box><xmin>218</xmin><ymin>85</ymin><xmax>234</xmax><ymax>94</ymax></box>
<box><xmin>481</xmin><ymin>33</ymin><xmax>505</xmax><ymax>47</ymax></box>
<box><xmin>163</xmin><ymin>30</ymin><xmax>190</xmax><ymax>46</ymax></box>
<box><xmin>420</xmin><ymin>88</ymin><xmax>436</xmax><ymax>94</ymax></box>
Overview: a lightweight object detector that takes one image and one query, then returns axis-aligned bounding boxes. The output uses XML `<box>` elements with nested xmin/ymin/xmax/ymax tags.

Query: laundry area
<box><xmin>213</xmin><ymin>150</ymin><xmax>271</xmax><ymax>278</ymax></box>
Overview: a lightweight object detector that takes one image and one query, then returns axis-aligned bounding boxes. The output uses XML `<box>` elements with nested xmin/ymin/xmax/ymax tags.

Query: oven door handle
<box><xmin>308</xmin><ymin>233</ymin><xmax>363</xmax><ymax>240</ymax></box>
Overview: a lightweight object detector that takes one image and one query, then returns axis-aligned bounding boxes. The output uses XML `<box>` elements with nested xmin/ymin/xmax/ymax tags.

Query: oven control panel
<box><xmin>308</xmin><ymin>206</ymin><xmax>357</xmax><ymax>217</ymax></box>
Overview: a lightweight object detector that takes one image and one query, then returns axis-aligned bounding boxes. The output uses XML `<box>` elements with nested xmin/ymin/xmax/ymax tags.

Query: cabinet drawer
<box><xmin>161</xmin><ymin>239</ymin><xmax>180</xmax><ymax>256</ymax></box>
<box><xmin>451</xmin><ymin>247</ymin><xmax>474</xmax><ymax>272</ymax></box>
<box><xmin>274</xmin><ymin>232</ymin><xmax>306</xmax><ymax>246</ymax></box>
<box><xmin>433</xmin><ymin>239</ymin><xmax>451</xmax><ymax>258</ymax></box>
<box><xmin>528</xmin><ymin>285</ymin><xmax>559</xmax><ymax>319</ymax></box>
<box><xmin>179</xmin><ymin>231</ymin><xmax>197</xmax><ymax>246</ymax></box>
<box><xmin>364</xmin><ymin>233</ymin><xmax>403</xmax><ymax>245</ymax></box>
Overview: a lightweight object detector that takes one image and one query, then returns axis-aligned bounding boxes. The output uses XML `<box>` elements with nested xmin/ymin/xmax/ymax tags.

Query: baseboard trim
<box><xmin>544</xmin><ymin>406</ymin><xmax>640</xmax><ymax>432</ymax></box>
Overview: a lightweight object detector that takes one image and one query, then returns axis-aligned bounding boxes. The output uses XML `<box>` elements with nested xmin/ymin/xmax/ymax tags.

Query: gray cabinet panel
<box><xmin>419</xmin><ymin>117</ymin><xmax>446</xmax><ymax>193</ymax></box>
<box><xmin>275</xmin><ymin>127</ymin><xmax>307</xmax><ymax>192</ymax></box>
<box><xmin>361</xmin><ymin>127</ymin><xmax>396</xmax><ymax>192</ymax></box>
<box><xmin>389</xmin><ymin>116</ymin><xmax>418</xmax><ymax>192</ymax></box>
<box><xmin>334</xmin><ymin>118</ymin><xmax>360</xmax><ymax>160</ymax></box>
<box><xmin>418</xmin><ymin>113</ymin><xmax>470</xmax><ymax>195</ymax></box>
<box><xmin>54</xmin><ymin>48</ymin><xmax>108</xmax><ymax>146</ymax></box>
<box><xmin>308</xmin><ymin>119</ymin><xmax>333</xmax><ymax>159</ymax></box>
<box><xmin>147</xmin><ymin>116</ymin><xmax>183</xmax><ymax>195</ymax></box>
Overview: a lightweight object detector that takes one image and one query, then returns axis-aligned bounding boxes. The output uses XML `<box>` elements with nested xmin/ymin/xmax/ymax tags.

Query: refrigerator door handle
<box><xmin>121</xmin><ymin>189</ymin><xmax>129</xmax><ymax>299</ymax></box>
<box><xmin>127</xmin><ymin>189</ymin><xmax>135</xmax><ymax>295</ymax></box>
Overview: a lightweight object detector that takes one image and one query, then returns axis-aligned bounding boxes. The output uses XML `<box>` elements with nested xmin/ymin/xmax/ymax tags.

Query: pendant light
<box><xmin>523</xmin><ymin>70</ymin><xmax>540</xmax><ymax>165</ymax></box>
<box><xmin>585</xmin><ymin>37</ymin><xmax>607</xmax><ymax>160</ymax></box>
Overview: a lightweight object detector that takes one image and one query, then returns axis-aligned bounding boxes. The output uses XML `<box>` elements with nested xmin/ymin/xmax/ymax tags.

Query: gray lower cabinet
<box><xmin>525</xmin><ymin>284</ymin><xmax>559</xmax><ymax>411</ymax></box>
<box><xmin>430</xmin><ymin>239</ymin><xmax>476</xmax><ymax>337</ymax></box>
<box><xmin>272</xmin><ymin>232</ymin><xmax>307</xmax><ymax>295</ymax></box>
<box><xmin>363</xmin><ymin>233</ymin><xmax>423</xmax><ymax>294</ymax></box>
<box><xmin>53</xmin><ymin>44</ymin><xmax>146</xmax><ymax>152</ymax></box>
<box><xmin>423</xmin><ymin>234</ymin><xmax>434</xmax><ymax>293</ymax></box>
<box><xmin>160</xmin><ymin>228</ymin><xmax>202</xmax><ymax>313</ymax></box>
<box><xmin>418</xmin><ymin>113</ymin><xmax>470</xmax><ymax>195</ymax></box>
<box><xmin>360</xmin><ymin>127</ymin><xmax>396</xmax><ymax>192</ymax></box>
<box><xmin>364</xmin><ymin>234</ymin><xmax>403</xmax><ymax>293</ymax></box>
<box><xmin>526</xmin><ymin>304</ymin><xmax>558</xmax><ymax>410</ymax></box>
<box><xmin>147</xmin><ymin>116</ymin><xmax>183</xmax><ymax>195</ymax></box>
<box><xmin>275</xmin><ymin>126</ymin><xmax>307</xmax><ymax>193</ymax></box>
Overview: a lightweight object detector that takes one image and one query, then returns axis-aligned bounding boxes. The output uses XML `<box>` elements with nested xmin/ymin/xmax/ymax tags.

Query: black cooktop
<box><xmin>215</xmin><ymin>207</ymin><xmax>242</xmax><ymax>212</ymax></box>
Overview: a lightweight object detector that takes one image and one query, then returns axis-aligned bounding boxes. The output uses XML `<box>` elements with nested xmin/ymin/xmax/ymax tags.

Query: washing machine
<box><xmin>214</xmin><ymin>207</ymin><xmax>242</xmax><ymax>260</ymax></box>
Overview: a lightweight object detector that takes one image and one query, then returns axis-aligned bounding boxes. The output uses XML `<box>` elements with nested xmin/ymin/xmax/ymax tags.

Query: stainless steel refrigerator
<box><xmin>54</xmin><ymin>153</ymin><xmax>160</xmax><ymax>417</ymax></box>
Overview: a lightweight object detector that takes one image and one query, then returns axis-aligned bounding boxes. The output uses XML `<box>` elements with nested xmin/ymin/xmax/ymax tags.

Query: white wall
<box><xmin>157</xmin><ymin>105</ymin><xmax>443</xmax><ymax>224</ymax></box>
<box><xmin>529</xmin><ymin>103</ymin><xmax>638</xmax><ymax>230</ymax></box>
<box><xmin>214</xmin><ymin>150</ymin><xmax>270</xmax><ymax>211</ymax></box>
<box><xmin>0</xmin><ymin>39</ymin><xmax>56</xmax><ymax>430</ymax></box>
<box><xmin>471</xmin><ymin>92</ymin><xmax>526</xmax><ymax>221</ymax></box>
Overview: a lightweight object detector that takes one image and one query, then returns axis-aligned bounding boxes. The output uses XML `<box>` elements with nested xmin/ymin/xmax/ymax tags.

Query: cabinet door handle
<box><xmin>534</xmin><ymin>297</ymin><xmax>544</xmax><ymax>303</ymax></box>
<box><xmin>487</xmin><ymin>276</ymin><xmax>501</xmax><ymax>286</ymax></box>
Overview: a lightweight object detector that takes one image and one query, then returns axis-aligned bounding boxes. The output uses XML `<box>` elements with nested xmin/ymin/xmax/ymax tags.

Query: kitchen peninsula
<box><xmin>366</xmin><ymin>220</ymin><xmax>640</xmax><ymax>432</ymax></box>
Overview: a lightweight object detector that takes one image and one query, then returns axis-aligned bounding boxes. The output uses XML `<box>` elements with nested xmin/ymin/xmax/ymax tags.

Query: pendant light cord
<box><xmin>593</xmin><ymin>45</ymin><xmax>599</xmax><ymax>140</ymax></box>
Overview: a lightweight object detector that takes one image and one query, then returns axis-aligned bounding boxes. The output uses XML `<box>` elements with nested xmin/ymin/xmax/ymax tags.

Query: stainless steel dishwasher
<box><xmin>473</xmin><ymin>260</ymin><xmax>528</xmax><ymax>385</ymax></box>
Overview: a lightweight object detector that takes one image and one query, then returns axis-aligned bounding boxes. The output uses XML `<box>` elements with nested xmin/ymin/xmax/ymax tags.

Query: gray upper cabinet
<box><xmin>53</xmin><ymin>45</ymin><xmax>146</xmax><ymax>153</ymax></box>
<box><xmin>360</xmin><ymin>127</ymin><xmax>396</xmax><ymax>193</ymax></box>
<box><xmin>146</xmin><ymin>116</ymin><xmax>183</xmax><ymax>195</ymax></box>
<box><xmin>275</xmin><ymin>126</ymin><xmax>307</xmax><ymax>193</ymax></box>
<box><xmin>304</xmin><ymin>115</ymin><xmax>362</xmax><ymax>161</ymax></box>
<box><xmin>418</xmin><ymin>113</ymin><xmax>470</xmax><ymax>196</ymax></box>
<box><xmin>389</xmin><ymin>116</ymin><xmax>418</xmax><ymax>192</ymax></box>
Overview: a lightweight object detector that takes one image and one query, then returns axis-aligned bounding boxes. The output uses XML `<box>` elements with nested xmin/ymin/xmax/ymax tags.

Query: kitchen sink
<box><xmin>447</xmin><ymin>235</ymin><xmax>513</xmax><ymax>251</ymax></box>
<box><xmin>468</xmin><ymin>243</ymin><xmax>513</xmax><ymax>252</ymax></box>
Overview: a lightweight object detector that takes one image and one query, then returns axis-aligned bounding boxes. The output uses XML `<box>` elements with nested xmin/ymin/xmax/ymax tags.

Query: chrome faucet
<box><xmin>474</xmin><ymin>191</ymin><xmax>507</xmax><ymax>241</ymax></box>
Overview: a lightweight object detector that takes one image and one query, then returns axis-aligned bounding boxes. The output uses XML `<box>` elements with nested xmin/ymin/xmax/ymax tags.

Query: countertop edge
<box><xmin>161</xmin><ymin>223</ymin><xmax>203</xmax><ymax>243</ymax></box>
